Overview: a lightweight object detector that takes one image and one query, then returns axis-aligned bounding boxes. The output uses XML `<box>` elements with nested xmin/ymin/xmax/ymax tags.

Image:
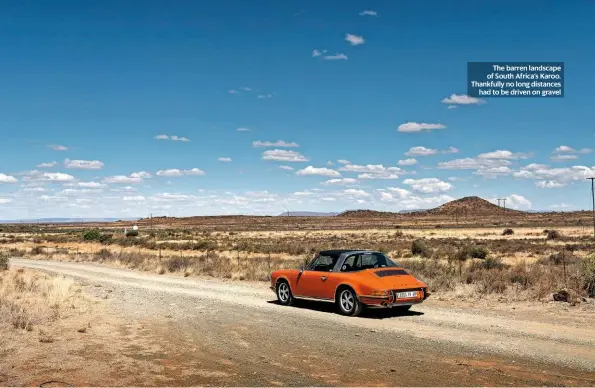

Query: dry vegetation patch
<box><xmin>0</xmin><ymin>265</ymin><xmax>90</xmax><ymax>331</ymax></box>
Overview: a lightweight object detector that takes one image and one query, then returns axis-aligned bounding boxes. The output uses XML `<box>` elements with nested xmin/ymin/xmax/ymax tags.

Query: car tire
<box><xmin>337</xmin><ymin>288</ymin><xmax>363</xmax><ymax>317</ymax></box>
<box><xmin>276</xmin><ymin>280</ymin><xmax>295</xmax><ymax>306</ymax></box>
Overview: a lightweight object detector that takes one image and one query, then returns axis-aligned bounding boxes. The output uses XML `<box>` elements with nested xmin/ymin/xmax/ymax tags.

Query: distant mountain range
<box><xmin>0</xmin><ymin>217</ymin><xmax>139</xmax><ymax>224</ymax></box>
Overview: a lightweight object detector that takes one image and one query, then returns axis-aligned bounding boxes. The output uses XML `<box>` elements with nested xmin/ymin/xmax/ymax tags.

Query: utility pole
<box><xmin>588</xmin><ymin>178</ymin><xmax>595</xmax><ymax>240</ymax></box>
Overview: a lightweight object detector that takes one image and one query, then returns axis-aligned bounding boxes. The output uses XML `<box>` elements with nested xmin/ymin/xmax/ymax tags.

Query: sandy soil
<box><xmin>3</xmin><ymin>258</ymin><xmax>595</xmax><ymax>386</ymax></box>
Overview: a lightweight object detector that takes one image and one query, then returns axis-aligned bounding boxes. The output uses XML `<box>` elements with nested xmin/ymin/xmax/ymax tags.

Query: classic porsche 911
<box><xmin>270</xmin><ymin>250</ymin><xmax>429</xmax><ymax>316</ymax></box>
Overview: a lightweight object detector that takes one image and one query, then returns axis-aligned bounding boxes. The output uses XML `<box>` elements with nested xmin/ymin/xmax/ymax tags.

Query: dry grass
<box><xmin>0</xmin><ymin>267</ymin><xmax>88</xmax><ymax>330</ymax></box>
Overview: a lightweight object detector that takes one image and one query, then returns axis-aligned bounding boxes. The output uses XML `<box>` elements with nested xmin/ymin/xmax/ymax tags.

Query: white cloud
<box><xmin>397</xmin><ymin>158</ymin><xmax>418</xmax><ymax>166</ymax></box>
<box><xmin>337</xmin><ymin>159</ymin><xmax>350</xmax><ymax>165</ymax></box>
<box><xmin>477</xmin><ymin>150</ymin><xmax>531</xmax><ymax>160</ymax></box>
<box><xmin>64</xmin><ymin>158</ymin><xmax>104</xmax><ymax>170</ymax></box>
<box><xmin>103</xmin><ymin>171</ymin><xmax>151</xmax><ymax>184</ymax></box>
<box><xmin>257</xmin><ymin>94</ymin><xmax>273</xmax><ymax>99</ymax></box>
<box><xmin>553</xmin><ymin>145</ymin><xmax>591</xmax><ymax>154</ymax></box>
<box><xmin>339</xmin><ymin>164</ymin><xmax>405</xmax><ymax>180</ymax></box>
<box><xmin>312</xmin><ymin>49</ymin><xmax>322</xmax><ymax>57</ymax></box>
<box><xmin>524</xmin><ymin>163</ymin><xmax>549</xmax><ymax>170</ymax></box>
<box><xmin>154</xmin><ymin>134</ymin><xmax>190</xmax><ymax>142</ymax></box>
<box><xmin>474</xmin><ymin>166</ymin><xmax>513</xmax><ymax>178</ymax></box>
<box><xmin>345</xmin><ymin>33</ymin><xmax>365</xmax><ymax>46</ymax></box>
<box><xmin>262</xmin><ymin>149</ymin><xmax>309</xmax><ymax>162</ymax></box>
<box><xmin>47</xmin><ymin>144</ymin><xmax>68</xmax><ymax>151</ymax></box>
<box><xmin>228</xmin><ymin>89</ymin><xmax>239</xmax><ymax>94</ymax></box>
<box><xmin>397</xmin><ymin>122</ymin><xmax>446</xmax><ymax>133</ymax></box>
<box><xmin>37</xmin><ymin>161</ymin><xmax>57</xmax><ymax>168</ymax></box>
<box><xmin>41</xmin><ymin>172</ymin><xmax>75</xmax><ymax>182</ymax></box>
<box><xmin>323</xmin><ymin>53</ymin><xmax>348</xmax><ymax>61</ymax></box>
<box><xmin>322</xmin><ymin>178</ymin><xmax>358</xmax><ymax>185</ymax></box>
<box><xmin>386</xmin><ymin>187</ymin><xmax>411</xmax><ymax>198</ymax></box>
<box><xmin>279</xmin><ymin>165</ymin><xmax>294</xmax><ymax>171</ymax></box>
<box><xmin>403</xmin><ymin>178</ymin><xmax>454</xmax><ymax>193</ymax></box>
<box><xmin>252</xmin><ymin>140</ymin><xmax>299</xmax><ymax>148</ymax></box>
<box><xmin>293</xmin><ymin>191</ymin><xmax>314</xmax><ymax>197</ymax></box>
<box><xmin>551</xmin><ymin>154</ymin><xmax>579</xmax><ymax>161</ymax></box>
<box><xmin>156</xmin><ymin>168</ymin><xmax>206</xmax><ymax>177</ymax></box>
<box><xmin>513</xmin><ymin>165</ymin><xmax>595</xmax><ymax>187</ymax></box>
<box><xmin>218</xmin><ymin>157</ymin><xmax>232</xmax><ymax>162</ymax></box>
<box><xmin>438</xmin><ymin>158</ymin><xmax>511</xmax><ymax>170</ymax></box>
<box><xmin>441</xmin><ymin>94</ymin><xmax>486</xmax><ymax>105</ymax></box>
<box><xmin>378</xmin><ymin>191</ymin><xmax>454</xmax><ymax>209</ymax></box>
<box><xmin>0</xmin><ymin>198</ymin><xmax>12</xmax><ymax>204</ymax></box>
<box><xmin>296</xmin><ymin>166</ymin><xmax>341</xmax><ymax>177</ymax></box>
<box><xmin>237</xmin><ymin>127</ymin><xmax>250</xmax><ymax>132</ymax></box>
<box><xmin>74</xmin><ymin>182</ymin><xmax>106</xmax><ymax>188</ymax></box>
<box><xmin>0</xmin><ymin>173</ymin><xmax>18</xmax><ymax>184</ymax></box>
<box><xmin>343</xmin><ymin>189</ymin><xmax>370</xmax><ymax>198</ymax></box>
<box><xmin>536</xmin><ymin>180</ymin><xmax>566</xmax><ymax>188</ymax></box>
<box><xmin>495</xmin><ymin>194</ymin><xmax>532</xmax><ymax>210</ymax></box>
<box><xmin>123</xmin><ymin>196</ymin><xmax>146</xmax><ymax>201</ymax></box>
<box><xmin>359</xmin><ymin>10</ymin><xmax>378</xmax><ymax>16</ymax></box>
<box><xmin>405</xmin><ymin>146</ymin><xmax>437</xmax><ymax>156</ymax></box>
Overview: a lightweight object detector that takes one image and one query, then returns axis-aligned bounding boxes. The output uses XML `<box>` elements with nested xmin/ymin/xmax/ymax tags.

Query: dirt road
<box><xmin>6</xmin><ymin>258</ymin><xmax>595</xmax><ymax>386</ymax></box>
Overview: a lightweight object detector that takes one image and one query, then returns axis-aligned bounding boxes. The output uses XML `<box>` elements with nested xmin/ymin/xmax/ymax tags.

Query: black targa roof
<box><xmin>318</xmin><ymin>249</ymin><xmax>378</xmax><ymax>258</ymax></box>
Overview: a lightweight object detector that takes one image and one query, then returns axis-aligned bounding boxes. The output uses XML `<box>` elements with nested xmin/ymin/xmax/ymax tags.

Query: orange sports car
<box><xmin>270</xmin><ymin>249</ymin><xmax>429</xmax><ymax>316</ymax></box>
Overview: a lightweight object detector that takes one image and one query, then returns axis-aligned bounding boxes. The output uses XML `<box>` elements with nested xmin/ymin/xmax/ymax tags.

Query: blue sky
<box><xmin>1</xmin><ymin>0</ymin><xmax>594</xmax><ymax>219</ymax></box>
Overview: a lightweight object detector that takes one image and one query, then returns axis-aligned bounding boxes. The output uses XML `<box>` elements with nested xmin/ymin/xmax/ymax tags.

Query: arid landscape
<box><xmin>1</xmin><ymin>196</ymin><xmax>595</xmax><ymax>386</ymax></box>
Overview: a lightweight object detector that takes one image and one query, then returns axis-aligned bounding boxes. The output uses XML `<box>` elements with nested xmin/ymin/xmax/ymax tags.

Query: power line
<box><xmin>588</xmin><ymin>177</ymin><xmax>595</xmax><ymax>240</ymax></box>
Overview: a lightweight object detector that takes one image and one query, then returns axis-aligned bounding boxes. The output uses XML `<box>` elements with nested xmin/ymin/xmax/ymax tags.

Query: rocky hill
<box><xmin>414</xmin><ymin>196</ymin><xmax>525</xmax><ymax>216</ymax></box>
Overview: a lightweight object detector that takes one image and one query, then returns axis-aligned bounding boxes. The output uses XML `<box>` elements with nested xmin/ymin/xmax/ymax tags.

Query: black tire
<box><xmin>336</xmin><ymin>287</ymin><xmax>364</xmax><ymax>317</ymax></box>
<box><xmin>276</xmin><ymin>280</ymin><xmax>295</xmax><ymax>306</ymax></box>
<box><xmin>393</xmin><ymin>305</ymin><xmax>411</xmax><ymax>312</ymax></box>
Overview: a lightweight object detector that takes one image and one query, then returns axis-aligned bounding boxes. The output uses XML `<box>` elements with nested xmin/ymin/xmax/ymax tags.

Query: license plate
<box><xmin>395</xmin><ymin>291</ymin><xmax>418</xmax><ymax>299</ymax></box>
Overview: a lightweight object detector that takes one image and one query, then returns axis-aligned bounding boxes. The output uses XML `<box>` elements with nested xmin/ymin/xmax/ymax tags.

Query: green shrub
<box><xmin>125</xmin><ymin>229</ymin><xmax>139</xmax><ymax>237</ymax></box>
<box><xmin>98</xmin><ymin>233</ymin><xmax>113</xmax><ymax>244</ymax></box>
<box><xmin>0</xmin><ymin>252</ymin><xmax>9</xmax><ymax>271</ymax></box>
<box><xmin>82</xmin><ymin>229</ymin><xmax>102</xmax><ymax>241</ymax></box>
<box><xmin>411</xmin><ymin>239</ymin><xmax>432</xmax><ymax>258</ymax></box>
<box><xmin>581</xmin><ymin>254</ymin><xmax>595</xmax><ymax>297</ymax></box>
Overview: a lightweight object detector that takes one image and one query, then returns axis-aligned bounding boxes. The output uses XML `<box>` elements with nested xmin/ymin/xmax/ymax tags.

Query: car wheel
<box><xmin>337</xmin><ymin>288</ymin><xmax>363</xmax><ymax>316</ymax></box>
<box><xmin>276</xmin><ymin>281</ymin><xmax>295</xmax><ymax>306</ymax></box>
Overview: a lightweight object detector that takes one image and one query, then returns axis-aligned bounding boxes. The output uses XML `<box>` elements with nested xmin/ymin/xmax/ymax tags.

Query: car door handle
<box><xmin>321</xmin><ymin>276</ymin><xmax>327</xmax><ymax>281</ymax></box>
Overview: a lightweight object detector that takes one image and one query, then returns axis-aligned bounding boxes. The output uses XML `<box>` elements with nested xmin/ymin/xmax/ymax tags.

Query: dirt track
<box><xmin>5</xmin><ymin>258</ymin><xmax>595</xmax><ymax>386</ymax></box>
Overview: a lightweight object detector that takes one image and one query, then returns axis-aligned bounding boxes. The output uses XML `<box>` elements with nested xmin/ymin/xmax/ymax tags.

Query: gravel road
<box><xmin>10</xmin><ymin>258</ymin><xmax>595</xmax><ymax>386</ymax></box>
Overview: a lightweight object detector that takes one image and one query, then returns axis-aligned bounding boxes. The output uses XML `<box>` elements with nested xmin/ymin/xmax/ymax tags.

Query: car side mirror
<box><xmin>298</xmin><ymin>266</ymin><xmax>304</xmax><ymax>274</ymax></box>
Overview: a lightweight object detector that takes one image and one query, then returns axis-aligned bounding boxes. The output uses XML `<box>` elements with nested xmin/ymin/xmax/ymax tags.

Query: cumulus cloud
<box><xmin>403</xmin><ymin>178</ymin><xmax>454</xmax><ymax>193</ymax></box>
<box><xmin>490</xmin><ymin>194</ymin><xmax>532</xmax><ymax>210</ymax></box>
<box><xmin>37</xmin><ymin>161</ymin><xmax>57</xmax><ymax>168</ymax></box>
<box><xmin>405</xmin><ymin>147</ymin><xmax>437</xmax><ymax>156</ymax></box>
<box><xmin>345</xmin><ymin>33</ymin><xmax>365</xmax><ymax>45</ymax></box>
<box><xmin>397</xmin><ymin>122</ymin><xmax>446</xmax><ymax>133</ymax></box>
<box><xmin>359</xmin><ymin>10</ymin><xmax>378</xmax><ymax>16</ymax></box>
<box><xmin>339</xmin><ymin>164</ymin><xmax>405</xmax><ymax>180</ymax></box>
<box><xmin>343</xmin><ymin>189</ymin><xmax>370</xmax><ymax>198</ymax></box>
<box><xmin>438</xmin><ymin>157</ymin><xmax>511</xmax><ymax>170</ymax></box>
<box><xmin>553</xmin><ymin>145</ymin><xmax>591</xmax><ymax>154</ymax></box>
<box><xmin>123</xmin><ymin>196</ymin><xmax>146</xmax><ymax>201</ymax></box>
<box><xmin>156</xmin><ymin>168</ymin><xmax>206</xmax><ymax>177</ymax></box>
<box><xmin>103</xmin><ymin>171</ymin><xmax>151</xmax><ymax>184</ymax></box>
<box><xmin>296</xmin><ymin>166</ymin><xmax>341</xmax><ymax>177</ymax></box>
<box><xmin>218</xmin><ymin>157</ymin><xmax>232</xmax><ymax>162</ymax></box>
<box><xmin>474</xmin><ymin>166</ymin><xmax>513</xmax><ymax>178</ymax></box>
<box><xmin>64</xmin><ymin>158</ymin><xmax>104</xmax><ymax>170</ymax></box>
<box><xmin>154</xmin><ymin>134</ymin><xmax>190</xmax><ymax>142</ymax></box>
<box><xmin>321</xmin><ymin>178</ymin><xmax>358</xmax><ymax>185</ymax></box>
<box><xmin>262</xmin><ymin>149</ymin><xmax>309</xmax><ymax>162</ymax></box>
<box><xmin>441</xmin><ymin>94</ymin><xmax>486</xmax><ymax>105</ymax></box>
<box><xmin>477</xmin><ymin>150</ymin><xmax>531</xmax><ymax>160</ymax></box>
<box><xmin>378</xmin><ymin>191</ymin><xmax>454</xmax><ymax>210</ymax></box>
<box><xmin>0</xmin><ymin>173</ymin><xmax>18</xmax><ymax>183</ymax></box>
<box><xmin>513</xmin><ymin>165</ymin><xmax>595</xmax><ymax>188</ymax></box>
<box><xmin>337</xmin><ymin>159</ymin><xmax>350</xmax><ymax>165</ymax></box>
<box><xmin>398</xmin><ymin>158</ymin><xmax>418</xmax><ymax>166</ymax></box>
<box><xmin>252</xmin><ymin>140</ymin><xmax>299</xmax><ymax>148</ymax></box>
<box><xmin>536</xmin><ymin>180</ymin><xmax>566</xmax><ymax>188</ymax></box>
<box><xmin>279</xmin><ymin>165</ymin><xmax>294</xmax><ymax>171</ymax></box>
